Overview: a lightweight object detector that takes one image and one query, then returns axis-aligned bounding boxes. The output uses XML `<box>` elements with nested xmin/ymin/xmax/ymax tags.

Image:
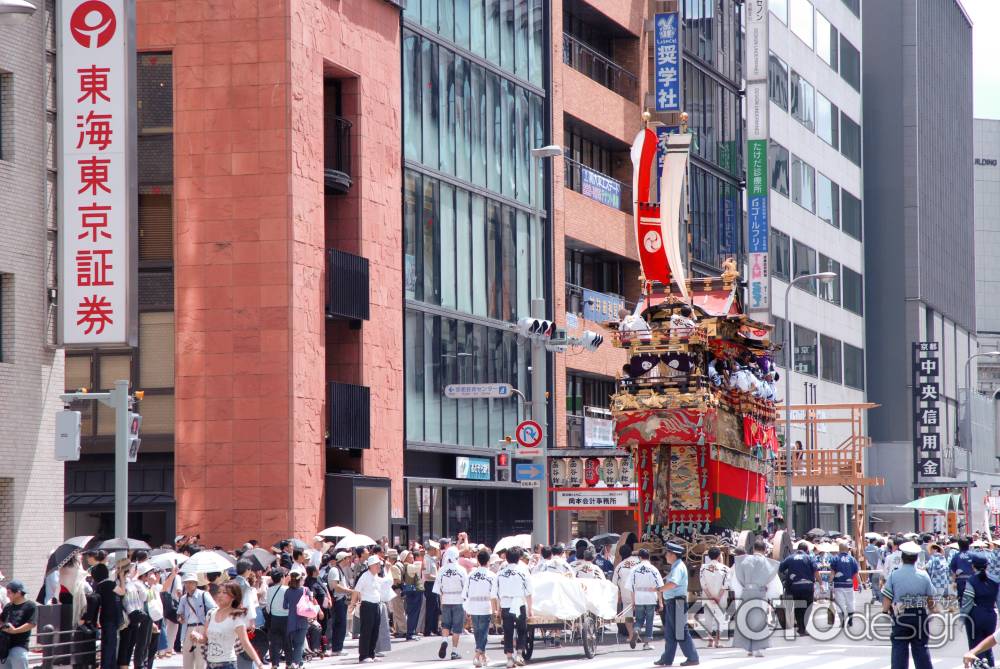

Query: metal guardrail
<box><xmin>563</xmin><ymin>157</ymin><xmax>633</xmax><ymax>214</ymax></box>
<box><xmin>562</xmin><ymin>32</ymin><xmax>638</xmax><ymax>100</ymax></box>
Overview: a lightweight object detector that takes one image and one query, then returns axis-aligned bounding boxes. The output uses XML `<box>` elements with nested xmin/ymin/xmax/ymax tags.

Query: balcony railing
<box><xmin>328</xmin><ymin>381</ymin><xmax>370</xmax><ymax>450</ymax></box>
<box><xmin>324</xmin><ymin>114</ymin><xmax>352</xmax><ymax>194</ymax></box>
<box><xmin>562</xmin><ymin>32</ymin><xmax>638</xmax><ymax>100</ymax></box>
<box><xmin>327</xmin><ymin>248</ymin><xmax>370</xmax><ymax>321</ymax></box>
<box><xmin>565</xmin><ymin>281</ymin><xmax>630</xmax><ymax>324</ymax></box>
<box><xmin>564</xmin><ymin>157</ymin><xmax>633</xmax><ymax>214</ymax></box>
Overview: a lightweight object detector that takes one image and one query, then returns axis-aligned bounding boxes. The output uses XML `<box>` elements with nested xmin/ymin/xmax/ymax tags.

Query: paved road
<box><xmin>151</xmin><ymin>622</ymin><xmax>978</xmax><ymax>669</ymax></box>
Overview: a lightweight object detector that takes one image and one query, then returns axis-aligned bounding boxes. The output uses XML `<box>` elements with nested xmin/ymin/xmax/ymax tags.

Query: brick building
<box><xmin>0</xmin><ymin>0</ymin><xmax>64</xmax><ymax>595</ymax></box>
<box><xmin>64</xmin><ymin>0</ymin><xmax>405</xmax><ymax>547</ymax></box>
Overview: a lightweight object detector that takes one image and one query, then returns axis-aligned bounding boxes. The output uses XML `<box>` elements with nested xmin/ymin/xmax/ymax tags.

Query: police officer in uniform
<box><xmin>779</xmin><ymin>542</ymin><xmax>819</xmax><ymax>636</ymax></box>
<box><xmin>882</xmin><ymin>541</ymin><xmax>936</xmax><ymax>669</ymax></box>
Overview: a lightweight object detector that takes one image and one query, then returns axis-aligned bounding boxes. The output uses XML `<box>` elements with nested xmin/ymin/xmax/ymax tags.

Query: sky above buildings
<box><xmin>966</xmin><ymin>0</ymin><xmax>1000</xmax><ymax>119</ymax></box>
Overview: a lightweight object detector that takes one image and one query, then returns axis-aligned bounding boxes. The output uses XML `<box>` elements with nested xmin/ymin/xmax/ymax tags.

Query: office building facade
<box><xmin>0</xmin><ymin>0</ymin><xmax>64</xmax><ymax>595</ymax></box>
<box><xmin>765</xmin><ymin>0</ymin><xmax>865</xmax><ymax>536</ymax></box>
<box><xmin>65</xmin><ymin>0</ymin><xmax>406</xmax><ymax>548</ymax></box>
<box><xmin>863</xmin><ymin>0</ymin><xmax>983</xmax><ymax>530</ymax></box>
<box><xmin>974</xmin><ymin>119</ymin><xmax>1000</xmax><ymax>395</ymax></box>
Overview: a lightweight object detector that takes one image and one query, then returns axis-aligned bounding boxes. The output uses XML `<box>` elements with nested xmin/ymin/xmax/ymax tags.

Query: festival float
<box><xmin>603</xmin><ymin>122</ymin><xmax>880</xmax><ymax>565</ymax></box>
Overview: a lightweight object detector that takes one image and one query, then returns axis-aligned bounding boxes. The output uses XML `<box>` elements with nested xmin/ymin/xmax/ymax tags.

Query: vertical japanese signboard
<box><xmin>653</xmin><ymin>12</ymin><xmax>681</xmax><ymax>112</ymax></box>
<box><xmin>747</xmin><ymin>139</ymin><xmax>769</xmax><ymax>311</ymax></box>
<box><xmin>913</xmin><ymin>342</ymin><xmax>942</xmax><ymax>479</ymax></box>
<box><xmin>744</xmin><ymin>1</ymin><xmax>769</xmax><ymax>317</ymax></box>
<box><xmin>58</xmin><ymin>0</ymin><xmax>137</xmax><ymax>346</ymax></box>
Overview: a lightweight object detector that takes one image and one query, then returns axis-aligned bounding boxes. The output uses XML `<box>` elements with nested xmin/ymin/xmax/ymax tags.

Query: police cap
<box><xmin>899</xmin><ymin>541</ymin><xmax>922</xmax><ymax>556</ymax></box>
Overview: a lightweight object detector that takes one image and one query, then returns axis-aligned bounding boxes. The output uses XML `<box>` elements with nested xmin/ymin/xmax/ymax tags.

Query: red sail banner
<box><xmin>631</xmin><ymin>129</ymin><xmax>671</xmax><ymax>286</ymax></box>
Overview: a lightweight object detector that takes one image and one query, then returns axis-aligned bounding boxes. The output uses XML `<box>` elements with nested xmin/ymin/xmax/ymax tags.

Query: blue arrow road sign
<box><xmin>515</xmin><ymin>463</ymin><xmax>543</xmax><ymax>482</ymax></box>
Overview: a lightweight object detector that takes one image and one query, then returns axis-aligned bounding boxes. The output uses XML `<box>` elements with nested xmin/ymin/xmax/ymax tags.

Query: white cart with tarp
<box><xmin>522</xmin><ymin>573</ymin><xmax>622</xmax><ymax>661</ymax></box>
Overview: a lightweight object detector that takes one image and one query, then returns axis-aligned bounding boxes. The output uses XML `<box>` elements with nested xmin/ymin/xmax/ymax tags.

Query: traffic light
<box><xmin>127</xmin><ymin>412</ymin><xmax>142</xmax><ymax>463</ymax></box>
<box><xmin>516</xmin><ymin>317</ymin><xmax>555</xmax><ymax>340</ymax></box>
<box><xmin>496</xmin><ymin>451</ymin><xmax>511</xmax><ymax>481</ymax></box>
<box><xmin>580</xmin><ymin>330</ymin><xmax>604</xmax><ymax>351</ymax></box>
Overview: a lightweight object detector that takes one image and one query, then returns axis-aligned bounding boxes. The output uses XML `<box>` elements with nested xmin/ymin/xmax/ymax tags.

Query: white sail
<box><xmin>659</xmin><ymin>133</ymin><xmax>692</xmax><ymax>302</ymax></box>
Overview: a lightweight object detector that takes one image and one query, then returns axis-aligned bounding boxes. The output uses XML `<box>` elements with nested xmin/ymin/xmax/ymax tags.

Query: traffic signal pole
<box><xmin>530</xmin><ymin>297</ymin><xmax>549</xmax><ymax>547</ymax></box>
<box><xmin>60</xmin><ymin>379</ymin><xmax>133</xmax><ymax>539</ymax></box>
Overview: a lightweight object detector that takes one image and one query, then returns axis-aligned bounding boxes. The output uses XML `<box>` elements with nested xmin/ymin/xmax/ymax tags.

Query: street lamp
<box><xmin>959</xmin><ymin>350</ymin><xmax>1000</xmax><ymax>530</ymax></box>
<box><xmin>0</xmin><ymin>0</ymin><xmax>35</xmax><ymax>25</ymax></box>
<box><xmin>529</xmin><ymin>144</ymin><xmax>562</xmax><ymax>546</ymax></box>
<box><xmin>782</xmin><ymin>271</ymin><xmax>837</xmax><ymax>536</ymax></box>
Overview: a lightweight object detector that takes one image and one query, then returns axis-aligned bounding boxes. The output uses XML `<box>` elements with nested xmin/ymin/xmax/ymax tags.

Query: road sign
<box><xmin>520</xmin><ymin>480</ymin><xmax>540</xmax><ymax>488</ymax></box>
<box><xmin>515</xmin><ymin>420</ymin><xmax>543</xmax><ymax>448</ymax></box>
<box><xmin>444</xmin><ymin>383</ymin><xmax>512</xmax><ymax>399</ymax></box>
<box><xmin>515</xmin><ymin>463</ymin><xmax>544</xmax><ymax>482</ymax></box>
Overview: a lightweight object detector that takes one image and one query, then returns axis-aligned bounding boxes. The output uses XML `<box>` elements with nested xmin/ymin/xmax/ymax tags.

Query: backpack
<box><xmin>161</xmin><ymin>590</ymin><xmax>179</xmax><ymax>624</ymax></box>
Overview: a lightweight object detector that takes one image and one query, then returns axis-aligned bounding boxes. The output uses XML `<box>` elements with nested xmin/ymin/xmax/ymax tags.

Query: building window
<box><xmin>842</xmin><ymin>188</ymin><xmax>862</xmax><ymax>241</ymax></box>
<box><xmin>771</xmin><ymin>0</ymin><xmax>788</xmax><ymax>24</ymax></box>
<box><xmin>842</xmin><ymin>0</ymin><xmax>860</xmax><ymax>17</ymax></box>
<box><xmin>791</xmin><ymin>156</ymin><xmax>815</xmax><ymax>213</ymax></box>
<box><xmin>790</xmin><ymin>71</ymin><xmax>815</xmax><ymax>131</ymax></box>
<box><xmin>403</xmin><ymin>28</ymin><xmax>543</xmax><ymax>205</ymax></box>
<box><xmin>406</xmin><ymin>308</ymin><xmax>529</xmax><ymax>447</ymax></box>
<box><xmin>816</xmin><ymin>93</ymin><xmax>839</xmax><ymax>149</ymax></box>
<box><xmin>793</xmin><ymin>240</ymin><xmax>817</xmax><ymax>294</ymax></box>
<box><xmin>769</xmin><ymin>140</ymin><xmax>789</xmax><ymax>197</ymax></box>
<box><xmin>840</xmin><ymin>35</ymin><xmax>861</xmax><ymax>91</ymax></box>
<box><xmin>820</xmin><ymin>335</ymin><xmax>843</xmax><ymax>383</ymax></box>
<box><xmin>138</xmin><ymin>312</ymin><xmax>174</xmax><ymax>389</ymax></box>
<box><xmin>844</xmin><ymin>343</ymin><xmax>865</xmax><ymax>389</ymax></box>
<box><xmin>789</xmin><ymin>0</ymin><xmax>814</xmax><ymax>49</ymax></box>
<box><xmin>773</xmin><ymin>316</ymin><xmax>787</xmax><ymax>367</ymax></box>
<box><xmin>817</xmin><ymin>173</ymin><xmax>840</xmax><ymax>228</ymax></box>
<box><xmin>843</xmin><ymin>266</ymin><xmax>863</xmax><ymax>315</ymax></box>
<box><xmin>405</xmin><ymin>0</ymin><xmax>544</xmax><ymax>88</ymax></box>
<box><xmin>818</xmin><ymin>253</ymin><xmax>841</xmax><ymax>305</ymax></box>
<box><xmin>771</xmin><ymin>229</ymin><xmax>791</xmax><ymax>281</ymax></box>
<box><xmin>0</xmin><ymin>273</ymin><xmax>10</xmax><ymax>362</ymax></box>
<box><xmin>769</xmin><ymin>53</ymin><xmax>788</xmax><ymax>111</ymax></box>
<box><xmin>815</xmin><ymin>11</ymin><xmax>838</xmax><ymax>71</ymax></box>
<box><xmin>840</xmin><ymin>111</ymin><xmax>861</xmax><ymax>166</ymax></box>
<box><xmin>794</xmin><ymin>325</ymin><xmax>818</xmax><ymax>376</ymax></box>
<box><xmin>0</xmin><ymin>72</ymin><xmax>10</xmax><ymax>161</ymax></box>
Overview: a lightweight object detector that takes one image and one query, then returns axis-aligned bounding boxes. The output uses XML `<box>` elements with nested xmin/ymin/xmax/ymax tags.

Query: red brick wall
<box><xmin>141</xmin><ymin>0</ymin><xmax>403</xmax><ymax>548</ymax></box>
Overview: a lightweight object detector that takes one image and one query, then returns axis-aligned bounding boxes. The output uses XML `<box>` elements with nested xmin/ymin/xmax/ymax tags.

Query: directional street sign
<box><xmin>444</xmin><ymin>383</ymin><xmax>513</xmax><ymax>399</ymax></box>
<box><xmin>515</xmin><ymin>463</ymin><xmax>544</xmax><ymax>482</ymax></box>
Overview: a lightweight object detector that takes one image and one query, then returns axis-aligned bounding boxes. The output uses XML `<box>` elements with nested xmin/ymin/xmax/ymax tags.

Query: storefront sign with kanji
<box><xmin>913</xmin><ymin>342</ymin><xmax>941</xmax><ymax>479</ymax></box>
<box><xmin>58</xmin><ymin>0</ymin><xmax>136</xmax><ymax>345</ymax></box>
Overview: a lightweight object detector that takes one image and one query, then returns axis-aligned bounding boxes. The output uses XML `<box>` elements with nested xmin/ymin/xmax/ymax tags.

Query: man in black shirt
<box><xmin>1</xmin><ymin>580</ymin><xmax>38</xmax><ymax>669</ymax></box>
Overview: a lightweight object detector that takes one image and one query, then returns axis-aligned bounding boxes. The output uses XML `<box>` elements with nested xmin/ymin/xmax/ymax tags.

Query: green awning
<box><xmin>901</xmin><ymin>493</ymin><xmax>959</xmax><ymax>512</ymax></box>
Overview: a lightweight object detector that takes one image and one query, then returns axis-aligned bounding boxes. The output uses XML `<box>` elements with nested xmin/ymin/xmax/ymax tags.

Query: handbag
<box><xmin>161</xmin><ymin>590</ymin><xmax>178</xmax><ymax>623</ymax></box>
<box><xmin>295</xmin><ymin>592</ymin><xmax>319</xmax><ymax>620</ymax></box>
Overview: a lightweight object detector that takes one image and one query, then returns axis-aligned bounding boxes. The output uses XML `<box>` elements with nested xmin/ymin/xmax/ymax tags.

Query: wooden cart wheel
<box><xmin>523</xmin><ymin>628</ymin><xmax>535</xmax><ymax>661</ymax></box>
<box><xmin>582</xmin><ymin>616</ymin><xmax>598</xmax><ymax>659</ymax></box>
<box><xmin>771</xmin><ymin>529</ymin><xmax>793</xmax><ymax>561</ymax></box>
<box><xmin>736</xmin><ymin>530</ymin><xmax>755</xmax><ymax>554</ymax></box>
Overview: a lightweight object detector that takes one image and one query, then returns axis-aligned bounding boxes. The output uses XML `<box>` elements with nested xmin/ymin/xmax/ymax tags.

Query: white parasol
<box><xmin>318</xmin><ymin>526</ymin><xmax>353</xmax><ymax>539</ymax></box>
<box><xmin>334</xmin><ymin>534</ymin><xmax>377</xmax><ymax>551</ymax></box>
<box><xmin>179</xmin><ymin>550</ymin><xmax>236</xmax><ymax>575</ymax></box>
<box><xmin>493</xmin><ymin>534</ymin><xmax>532</xmax><ymax>552</ymax></box>
<box><xmin>149</xmin><ymin>552</ymin><xmax>187</xmax><ymax>571</ymax></box>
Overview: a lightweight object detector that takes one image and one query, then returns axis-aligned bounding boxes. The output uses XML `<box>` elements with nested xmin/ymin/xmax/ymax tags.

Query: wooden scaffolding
<box><xmin>775</xmin><ymin>402</ymin><xmax>883</xmax><ymax>549</ymax></box>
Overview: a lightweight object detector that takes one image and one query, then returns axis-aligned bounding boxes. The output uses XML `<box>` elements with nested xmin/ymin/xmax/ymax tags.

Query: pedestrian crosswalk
<box><xmin>331</xmin><ymin>643</ymin><xmax>973</xmax><ymax>669</ymax></box>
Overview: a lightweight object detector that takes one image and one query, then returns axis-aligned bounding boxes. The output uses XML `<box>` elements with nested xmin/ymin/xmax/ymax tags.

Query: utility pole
<box><xmin>61</xmin><ymin>379</ymin><xmax>138</xmax><ymax>539</ymax></box>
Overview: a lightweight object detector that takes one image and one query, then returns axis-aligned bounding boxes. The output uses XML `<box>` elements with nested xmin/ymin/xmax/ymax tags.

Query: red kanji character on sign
<box><xmin>78</xmin><ymin>156</ymin><xmax>111</xmax><ymax>195</ymax></box>
<box><xmin>78</xmin><ymin>202</ymin><xmax>112</xmax><ymax>241</ymax></box>
<box><xmin>77</xmin><ymin>65</ymin><xmax>111</xmax><ymax>103</ymax></box>
<box><xmin>76</xmin><ymin>295</ymin><xmax>114</xmax><ymax>335</ymax></box>
<box><xmin>76</xmin><ymin>111</ymin><xmax>113</xmax><ymax>150</ymax></box>
<box><xmin>75</xmin><ymin>249</ymin><xmax>114</xmax><ymax>287</ymax></box>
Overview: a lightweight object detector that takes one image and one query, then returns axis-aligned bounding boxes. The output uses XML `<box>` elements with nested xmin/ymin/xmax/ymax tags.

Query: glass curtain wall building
<box><xmin>402</xmin><ymin>0</ymin><xmax>548</xmax><ymax>543</ymax></box>
<box><xmin>681</xmin><ymin>0</ymin><xmax>744</xmax><ymax>275</ymax></box>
